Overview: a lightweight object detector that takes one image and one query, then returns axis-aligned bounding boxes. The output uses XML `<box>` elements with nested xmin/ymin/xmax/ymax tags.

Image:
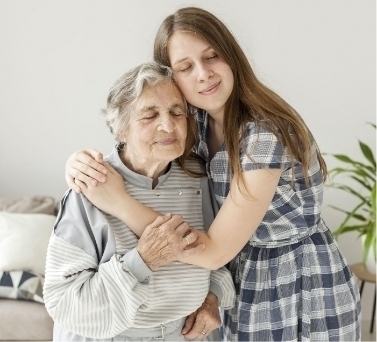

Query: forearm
<box><xmin>113</xmin><ymin>192</ymin><xmax>160</xmax><ymax>237</ymax></box>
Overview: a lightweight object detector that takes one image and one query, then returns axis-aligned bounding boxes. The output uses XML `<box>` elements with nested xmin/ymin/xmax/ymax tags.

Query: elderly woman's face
<box><xmin>122</xmin><ymin>80</ymin><xmax>187</xmax><ymax>165</ymax></box>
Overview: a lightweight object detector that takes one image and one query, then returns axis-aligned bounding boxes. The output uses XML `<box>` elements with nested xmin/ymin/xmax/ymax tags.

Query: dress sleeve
<box><xmin>240</xmin><ymin>122</ymin><xmax>293</xmax><ymax>171</ymax></box>
<box><xmin>43</xmin><ymin>190</ymin><xmax>149</xmax><ymax>339</ymax></box>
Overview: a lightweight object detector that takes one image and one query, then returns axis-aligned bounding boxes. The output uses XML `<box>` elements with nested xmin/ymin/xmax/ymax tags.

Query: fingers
<box><xmin>183</xmin><ymin>309</ymin><xmax>220</xmax><ymax>340</ymax></box>
<box><xmin>181</xmin><ymin>229</ymin><xmax>199</xmax><ymax>245</ymax></box>
<box><xmin>65</xmin><ymin>174</ymin><xmax>80</xmax><ymax>193</ymax></box>
<box><xmin>143</xmin><ymin>214</ymin><xmax>174</xmax><ymax>237</ymax></box>
<box><xmin>103</xmin><ymin>162</ymin><xmax>120</xmax><ymax>176</ymax></box>
<box><xmin>85</xmin><ymin>149</ymin><xmax>105</xmax><ymax>164</ymax></box>
<box><xmin>70</xmin><ymin>159</ymin><xmax>107</xmax><ymax>183</ymax></box>
<box><xmin>145</xmin><ymin>213</ymin><xmax>173</xmax><ymax>229</ymax></box>
<box><xmin>65</xmin><ymin>150</ymin><xmax>107</xmax><ymax>189</ymax></box>
<box><xmin>181</xmin><ymin>311</ymin><xmax>197</xmax><ymax>335</ymax></box>
<box><xmin>183</xmin><ymin>292</ymin><xmax>221</xmax><ymax>340</ymax></box>
<box><xmin>74</xmin><ymin>179</ymin><xmax>88</xmax><ymax>192</ymax></box>
<box><xmin>158</xmin><ymin>215</ymin><xmax>185</xmax><ymax>235</ymax></box>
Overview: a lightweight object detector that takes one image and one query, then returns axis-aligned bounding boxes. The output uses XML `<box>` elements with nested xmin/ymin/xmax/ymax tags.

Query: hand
<box><xmin>182</xmin><ymin>291</ymin><xmax>221</xmax><ymax>340</ymax></box>
<box><xmin>137</xmin><ymin>215</ymin><xmax>205</xmax><ymax>270</ymax></box>
<box><xmin>65</xmin><ymin>149</ymin><xmax>108</xmax><ymax>193</ymax></box>
<box><xmin>75</xmin><ymin>163</ymin><xmax>127</xmax><ymax>218</ymax></box>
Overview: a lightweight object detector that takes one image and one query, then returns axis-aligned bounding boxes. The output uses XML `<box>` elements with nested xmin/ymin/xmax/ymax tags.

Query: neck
<box><xmin>207</xmin><ymin>116</ymin><xmax>224</xmax><ymax>159</ymax></box>
<box><xmin>207</xmin><ymin>109</ymin><xmax>224</xmax><ymax>128</ymax></box>
<box><xmin>119</xmin><ymin>149</ymin><xmax>169</xmax><ymax>187</ymax></box>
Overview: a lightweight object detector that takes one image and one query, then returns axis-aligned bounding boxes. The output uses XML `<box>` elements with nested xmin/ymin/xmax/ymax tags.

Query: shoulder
<box><xmin>53</xmin><ymin>190</ymin><xmax>107</xmax><ymax>262</ymax></box>
<box><xmin>183</xmin><ymin>155</ymin><xmax>206</xmax><ymax>174</ymax></box>
<box><xmin>239</xmin><ymin>120</ymin><xmax>292</xmax><ymax>170</ymax></box>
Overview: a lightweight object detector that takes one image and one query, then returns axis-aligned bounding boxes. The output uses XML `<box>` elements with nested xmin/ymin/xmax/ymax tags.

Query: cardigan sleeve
<box><xmin>43</xmin><ymin>190</ymin><xmax>150</xmax><ymax>339</ymax></box>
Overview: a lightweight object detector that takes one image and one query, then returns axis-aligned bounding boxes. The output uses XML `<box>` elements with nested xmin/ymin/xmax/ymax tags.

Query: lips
<box><xmin>156</xmin><ymin>138</ymin><xmax>177</xmax><ymax>145</ymax></box>
<box><xmin>199</xmin><ymin>81</ymin><xmax>221</xmax><ymax>94</ymax></box>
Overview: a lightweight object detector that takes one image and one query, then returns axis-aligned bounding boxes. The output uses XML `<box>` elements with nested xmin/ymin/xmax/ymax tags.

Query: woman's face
<box><xmin>168</xmin><ymin>31</ymin><xmax>234</xmax><ymax>119</ymax></box>
<box><xmin>121</xmin><ymin>80</ymin><xmax>187</xmax><ymax>169</ymax></box>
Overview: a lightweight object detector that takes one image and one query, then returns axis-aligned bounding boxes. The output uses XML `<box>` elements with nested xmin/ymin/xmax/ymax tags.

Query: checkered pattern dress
<box><xmin>194</xmin><ymin>111</ymin><xmax>361</xmax><ymax>342</ymax></box>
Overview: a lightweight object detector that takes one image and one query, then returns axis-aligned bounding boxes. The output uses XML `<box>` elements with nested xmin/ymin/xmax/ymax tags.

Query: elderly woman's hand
<box><xmin>65</xmin><ymin>149</ymin><xmax>107</xmax><ymax>193</ymax></box>
<box><xmin>182</xmin><ymin>292</ymin><xmax>221</xmax><ymax>340</ymax></box>
<box><xmin>75</xmin><ymin>162</ymin><xmax>126</xmax><ymax>218</ymax></box>
<box><xmin>137</xmin><ymin>214</ymin><xmax>205</xmax><ymax>270</ymax></box>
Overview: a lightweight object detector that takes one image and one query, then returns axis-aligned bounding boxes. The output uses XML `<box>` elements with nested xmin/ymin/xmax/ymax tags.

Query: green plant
<box><xmin>326</xmin><ymin>122</ymin><xmax>376</xmax><ymax>264</ymax></box>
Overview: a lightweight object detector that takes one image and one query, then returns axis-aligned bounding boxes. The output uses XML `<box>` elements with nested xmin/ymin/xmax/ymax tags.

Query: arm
<box><xmin>44</xmin><ymin>191</ymin><xmax>202</xmax><ymax>338</ymax></box>
<box><xmin>181</xmin><ymin>168</ymin><xmax>282</xmax><ymax>269</ymax></box>
<box><xmin>84</xmin><ymin>165</ymin><xmax>280</xmax><ymax>267</ymax></box>
<box><xmin>65</xmin><ymin>142</ymin><xmax>281</xmax><ymax>270</ymax></box>
<box><xmin>75</xmin><ymin>160</ymin><xmax>281</xmax><ymax>270</ymax></box>
<box><xmin>43</xmin><ymin>191</ymin><xmax>149</xmax><ymax>338</ymax></box>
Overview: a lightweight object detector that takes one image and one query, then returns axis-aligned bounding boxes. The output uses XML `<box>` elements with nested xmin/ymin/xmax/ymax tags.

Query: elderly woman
<box><xmin>43</xmin><ymin>62</ymin><xmax>235</xmax><ymax>342</ymax></box>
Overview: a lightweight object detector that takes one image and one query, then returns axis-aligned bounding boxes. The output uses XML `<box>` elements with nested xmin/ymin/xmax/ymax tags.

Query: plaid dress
<box><xmin>194</xmin><ymin>111</ymin><xmax>361</xmax><ymax>342</ymax></box>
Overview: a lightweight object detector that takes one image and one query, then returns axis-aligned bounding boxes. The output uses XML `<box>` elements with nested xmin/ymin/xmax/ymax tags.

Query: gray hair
<box><xmin>102</xmin><ymin>62</ymin><xmax>178</xmax><ymax>141</ymax></box>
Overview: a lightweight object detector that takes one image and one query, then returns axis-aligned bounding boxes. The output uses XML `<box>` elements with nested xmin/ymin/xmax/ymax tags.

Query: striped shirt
<box><xmin>44</xmin><ymin>148</ymin><xmax>235</xmax><ymax>340</ymax></box>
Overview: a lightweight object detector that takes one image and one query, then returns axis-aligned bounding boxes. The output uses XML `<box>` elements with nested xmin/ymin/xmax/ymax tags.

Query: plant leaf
<box><xmin>363</xmin><ymin>221</ymin><xmax>376</xmax><ymax>263</ymax></box>
<box><xmin>330</xmin><ymin>184</ymin><xmax>369</xmax><ymax>202</ymax></box>
<box><xmin>332</xmin><ymin>154</ymin><xmax>360</xmax><ymax>164</ymax></box>
<box><xmin>333</xmin><ymin>225</ymin><xmax>367</xmax><ymax>237</ymax></box>
<box><xmin>349</xmin><ymin>176</ymin><xmax>372</xmax><ymax>191</ymax></box>
<box><xmin>359</xmin><ymin>140</ymin><xmax>376</xmax><ymax>168</ymax></box>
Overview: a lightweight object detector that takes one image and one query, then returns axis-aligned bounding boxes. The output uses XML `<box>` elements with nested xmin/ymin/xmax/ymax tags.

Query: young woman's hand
<box><xmin>74</xmin><ymin>162</ymin><xmax>127</xmax><ymax>219</ymax></box>
<box><xmin>65</xmin><ymin>149</ymin><xmax>108</xmax><ymax>193</ymax></box>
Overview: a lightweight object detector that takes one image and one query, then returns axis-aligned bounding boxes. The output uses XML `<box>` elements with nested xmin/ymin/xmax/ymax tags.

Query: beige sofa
<box><xmin>0</xmin><ymin>196</ymin><xmax>56</xmax><ymax>341</ymax></box>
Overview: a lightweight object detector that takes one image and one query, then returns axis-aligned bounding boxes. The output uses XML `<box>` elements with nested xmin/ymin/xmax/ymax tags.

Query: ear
<box><xmin>118</xmin><ymin>129</ymin><xmax>128</xmax><ymax>144</ymax></box>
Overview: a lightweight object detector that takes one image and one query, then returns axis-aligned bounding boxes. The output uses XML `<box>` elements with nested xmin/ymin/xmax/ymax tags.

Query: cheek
<box><xmin>177</xmin><ymin>121</ymin><xmax>188</xmax><ymax>142</ymax></box>
<box><xmin>176</xmin><ymin>79</ymin><xmax>193</xmax><ymax>99</ymax></box>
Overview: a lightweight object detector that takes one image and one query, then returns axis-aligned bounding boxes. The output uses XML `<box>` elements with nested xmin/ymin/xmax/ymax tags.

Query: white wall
<box><xmin>1</xmin><ymin>0</ymin><xmax>375</xmax><ymax>319</ymax></box>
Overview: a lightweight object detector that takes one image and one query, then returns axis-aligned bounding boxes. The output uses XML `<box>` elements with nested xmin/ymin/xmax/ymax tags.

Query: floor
<box><xmin>361</xmin><ymin>320</ymin><xmax>376</xmax><ymax>341</ymax></box>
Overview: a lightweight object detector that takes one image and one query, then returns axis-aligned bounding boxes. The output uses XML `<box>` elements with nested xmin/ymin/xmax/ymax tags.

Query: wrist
<box><xmin>204</xmin><ymin>291</ymin><xmax>219</xmax><ymax>307</ymax></box>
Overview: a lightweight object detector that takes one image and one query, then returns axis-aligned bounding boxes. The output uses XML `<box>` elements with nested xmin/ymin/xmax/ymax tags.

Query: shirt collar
<box><xmin>105</xmin><ymin>146</ymin><xmax>173</xmax><ymax>189</ymax></box>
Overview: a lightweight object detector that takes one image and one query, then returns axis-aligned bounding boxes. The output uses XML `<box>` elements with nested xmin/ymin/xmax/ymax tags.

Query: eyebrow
<box><xmin>137</xmin><ymin>103</ymin><xmax>184</xmax><ymax>116</ymax></box>
<box><xmin>169</xmin><ymin>103</ymin><xmax>185</xmax><ymax>111</ymax></box>
<box><xmin>140</xmin><ymin>105</ymin><xmax>159</xmax><ymax>113</ymax></box>
<box><xmin>172</xmin><ymin>46</ymin><xmax>213</xmax><ymax>65</ymax></box>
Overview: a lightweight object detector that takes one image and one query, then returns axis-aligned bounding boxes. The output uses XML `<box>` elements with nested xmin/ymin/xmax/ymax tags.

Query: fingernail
<box><xmin>102</xmin><ymin>168</ymin><xmax>107</xmax><ymax>174</ymax></box>
<box><xmin>100</xmin><ymin>175</ymin><xmax>106</xmax><ymax>182</ymax></box>
<box><xmin>75</xmin><ymin>188</ymin><xmax>80</xmax><ymax>193</ymax></box>
<box><xmin>165</xmin><ymin>213</ymin><xmax>172</xmax><ymax>216</ymax></box>
<box><xmin>90</xmin><ymin>180</ymin><xmax>97</xmax><ymax>186</ymax></box>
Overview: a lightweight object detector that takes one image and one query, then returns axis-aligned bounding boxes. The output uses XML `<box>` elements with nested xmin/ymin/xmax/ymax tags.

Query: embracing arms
<box><xmin>65</xmin><ymin>149</ymin><xmax>281</xmax><ymax>270</ymax></box>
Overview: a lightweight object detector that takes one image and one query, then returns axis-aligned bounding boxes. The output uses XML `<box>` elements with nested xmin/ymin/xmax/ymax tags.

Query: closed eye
<box><xmin>205</xmin><ymin>54</ymin><xmax>218</xmax><ymax>61</ymax></box>
<box><xmin>180</xmin><ymin>65</ymin><xmax>192</xmax><ymax>72</ymax></box>
<box><xmin>171</xmin><ymin>111</ymin><xmax>184</xmax><ymax>116</ymax></box>
<box><xmin>140</xmin><ymin>113</ymin><xmax>158</xmax><ymax>120</ymax></box>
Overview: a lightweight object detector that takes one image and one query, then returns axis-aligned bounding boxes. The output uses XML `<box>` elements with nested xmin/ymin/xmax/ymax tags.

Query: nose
<box><xmin>157</xmin><ymin>115</ymin><xmax>175</xmax><ymax>133</ymax></box>
<box><xmin>196</xmin><ymin>62</ymin><xmax>213</xmax><ymax>82</ymax></box>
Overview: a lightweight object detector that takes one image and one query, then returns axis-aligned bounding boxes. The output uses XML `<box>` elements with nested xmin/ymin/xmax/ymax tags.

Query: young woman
<box><xmin>65</xmin><ymin>7</ymin><xmax>361</xmax><ymax>342</ymax></box>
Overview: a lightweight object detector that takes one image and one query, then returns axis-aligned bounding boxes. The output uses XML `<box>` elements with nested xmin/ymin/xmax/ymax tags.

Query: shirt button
<box><xmin>178</xmin><ymin>191</ymin><xmax>183</xmax><ymax>196</ymax></box>
<box><xmin>155</xmin><ymin>192</ymin><xmax>160</xmax><ymax>196</ymax></box>
<box><xmin>145</xmin><ymin>276</ymin><xmax>149</xmax><ymax>280</ymax></box>
<box><xmin>196</xmin><ymin>190</ymin><xmax>201</xmax><ymax>195</ymax></box>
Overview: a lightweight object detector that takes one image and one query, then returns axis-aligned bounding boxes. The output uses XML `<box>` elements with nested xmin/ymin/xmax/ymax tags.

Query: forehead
<box><xmin>134</xmin><ymin>80</ymin><xmax>184</xmax><ymax>110</ymax></box>
<box><xmin>168</xmin><ymin>31</ymin><xmax>211</xmax><ymax>59</ymax></box>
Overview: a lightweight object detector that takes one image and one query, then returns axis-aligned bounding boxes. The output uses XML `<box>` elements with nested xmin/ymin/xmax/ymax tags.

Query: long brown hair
<box><xmin>154</xmin><ymin>7</ymin><xmax>327</xmax><ymax>187</ymax></box>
